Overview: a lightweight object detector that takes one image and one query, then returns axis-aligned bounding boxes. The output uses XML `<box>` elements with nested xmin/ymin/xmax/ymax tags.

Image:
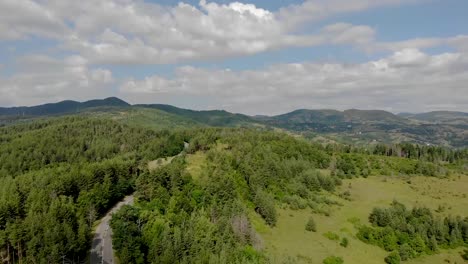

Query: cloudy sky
<box><xmin>1</xmin><ymin>0</ymin><xmax>467</xmax><ymax>115</ymax></box>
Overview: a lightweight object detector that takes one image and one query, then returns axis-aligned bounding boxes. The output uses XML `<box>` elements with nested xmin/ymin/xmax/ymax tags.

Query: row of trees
<box><xmin>325</xmin><ymin>142</ymin><xmax>468</xmax><ymax>164</ymax></box>
<box><xmin>332</xmin><ymin>153</ymin><xmax>449</xmax><ymax>178</ymax></box>
<box><xmin>358</xmin><ymin>201</ymin><xmax>468</xmax><ymax>263</ymax></box>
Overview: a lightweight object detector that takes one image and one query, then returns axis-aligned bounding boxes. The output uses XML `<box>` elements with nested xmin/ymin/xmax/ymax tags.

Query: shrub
<box><xmin>461</xmin><ymin>249</ymin><xmax>468</xmax><ymax>261</ymax></box>
<box><xmin>323</xmin><ymin>256</ymin><xmax>344</xmax><ymax>264</ymax></box>
<box><xmin>398</xmin><ymin>243</ymin><xmax>415</xmax><ymax>261</ymax></box>
<box><xmin>323</xmin><ymin>231</ymin><xmax>340</xmax><ymax>241</ymax></box>
<box><xmin>253</xmin><ymin>189</ymin><xmax>277</xmax><ymax>226</ymax></box>
<box><xmin>340</xmin><ymin>237</ymin><xmax>349</xmax><ymax>248</ymax></box>
<box><xmin>305</xmin><ymin>217</ymin><xmax>317</xmax><ymax>232</ymax></box>
<box><xmin>384</xmin><ymin>252</ymin><xmax>400</xmax><ymax>264</ymax></box>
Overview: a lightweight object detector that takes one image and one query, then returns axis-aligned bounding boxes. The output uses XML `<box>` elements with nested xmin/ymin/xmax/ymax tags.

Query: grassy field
<box><xmin>185</xmin><ymin>151</ymin><xmax>208</xmax><ymax>181</ymax></box>
<box><xmin>184</xmin><ymin>150</ymin><xmax>467</xmax><ymax>263</ymax></box>
<box><xmin>148</xmin><ymin>156</ymin><xmax>176</xmax><ymax>171</ymax></box>
<box><xmin>258</xmin><ymin>174</ymin><xmax>468</xmax><ymax>264</ymax></box>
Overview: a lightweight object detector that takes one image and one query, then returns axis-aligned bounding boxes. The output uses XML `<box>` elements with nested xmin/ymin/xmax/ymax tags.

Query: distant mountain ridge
<box><xmin>258</xmin><ymin>109</ymin><xmax>408</xmax><ymax>124</ymax></box>
<box><xmin>0</xmin><ymin>97</ymin><xmax>466</xmax><ymax>147</ymax></box>
<box><xmin>136</xmin><ymin>104</ymin><xmax>255</xmax><ymax>127</ymax></box>
<box><xmin>398</xmin><ymin>111</ymin><xmax>468</xmax><ymax>124</ymax></box>
<box><xmin>0</xmin><ymin>97</ymin><xmax>129</xmax><ymax>117</ymax></box>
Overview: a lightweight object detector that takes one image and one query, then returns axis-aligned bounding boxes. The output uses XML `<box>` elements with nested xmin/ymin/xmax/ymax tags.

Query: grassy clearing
<box><xmin>258</xmin><ymin>174</ymin><xmax>468</xmax><ymax>264</ymax></box>
<box><xmin>148</xmin><ymin>156</ymin><xmax>175</xmax><ymax>171</ymax></box>
<box><xmin>183</xmin><ymin>148</ymin><xmax>468</xmax><ymax>263</ymax></box>
<box><xmin>185</xmin><ymin>151</ymin><xmax>208</xmax><ymax>181</ymax></box>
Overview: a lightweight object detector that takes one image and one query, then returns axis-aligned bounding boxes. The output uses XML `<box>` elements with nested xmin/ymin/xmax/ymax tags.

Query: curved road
<box><xmin>90</xmin><ymin>143</ymin><xmax>188</xmax><ymax>264</ymax></box>
<box><xmin>90</xmin><ymin>195</ymin><xmax>134</xmax><ymax>264</ymax></box>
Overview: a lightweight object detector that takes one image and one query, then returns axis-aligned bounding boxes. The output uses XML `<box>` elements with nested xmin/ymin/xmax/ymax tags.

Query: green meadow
<box><xmin>257</xmin><ymin>175</ymin><xmax>468</xmax><ymax>264</ymax></box>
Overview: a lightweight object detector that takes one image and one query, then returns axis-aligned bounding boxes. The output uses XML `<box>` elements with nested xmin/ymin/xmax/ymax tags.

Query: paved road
<box><xmin>90</xmin><ymin>143</ymin><xmax>188</xmax><ymax>264</ymax></box>
<box><xmin>90</xmin><ymin>195</ymin><xmax>134</xmax><ymax>264</ymax></box>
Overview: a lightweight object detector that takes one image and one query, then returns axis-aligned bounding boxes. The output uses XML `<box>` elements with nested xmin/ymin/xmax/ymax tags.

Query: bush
<box><xmin>323</xmin><ymin>256</ymin><xmax>344</xmax><ymax>264</ymax></box>
<box><xmin>384</xmin><ymin>252</ymin><xmax>400</xmax><ymax>264</ymax></box>
<box><xmin>305</xmin><ymin>217</ymin><xmax>317</xmax><ymax>232</ymax></box>
<box><xmin>398</xmin><ymin>243</ymin><xmax>415</xmax><ymax>261</ymax></box>
<box><xmin>340</xmin><ymin>237</ymin><xmax>349</xmax><ymax>248</ymax></box>
<box><xmin>461</xmin><ymin>249</ymin><xmax>468</xmax><ymax>260</ymax></box>
<box><xmin>254</xmin><ymin>189</ymin><xmax>277</xmax><ymax>226</ymax></box>
<box><xmin>323</xmin><ymin>231</ymin><xmax>340</xmax><ymax>241</ymax></box>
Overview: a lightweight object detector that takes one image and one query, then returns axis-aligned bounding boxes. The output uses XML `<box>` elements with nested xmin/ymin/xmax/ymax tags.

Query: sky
<box><xmin>0</xmin><ymin>0</ymin><xmax>467</xmax><ymax>115</ymax></box>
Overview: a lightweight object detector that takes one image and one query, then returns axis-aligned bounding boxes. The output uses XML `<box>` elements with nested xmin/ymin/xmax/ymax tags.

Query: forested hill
<box><xmin>1</xmin><ymin>98</ymin><xmax>467</xmax><ymax>147</ymax></box>
<box><xmin>0</xmin><ymin>114</ymin><xmax>466</xmax><ymax>263</ymax></box>
<box><xmin>257</xmin><ymin>109</ymin><xmax>468</xmax><ymax>148</ymax></box>
<box><xmin>0</xmin><ymin>116</ymin><xmax>188</xmax><ymax>262</ymax></box>
<box><xmin>135</xmin><ymin>104</ymin><xmax>256</xmax><ymax>127</ymax></box>
<box><xmin>0</xmin><ymin>97</ymin><xmax>129</xmax><ymax>117</ymax></box>
<box><xmin>257</xmin><ymin>109</ymin><xmax>409</xmax><ymax>125</ymax></box>
<box><xmin>399</xmin><ymin>111</ymin><xmax>468</xmax><ymax>124</ymax></box>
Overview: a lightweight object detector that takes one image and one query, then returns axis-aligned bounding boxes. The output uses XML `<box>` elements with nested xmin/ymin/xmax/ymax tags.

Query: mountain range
<box><xmin>1</xmin><ymin>97</ymin><xmax>466</xmax><ymax>148</ymax></box>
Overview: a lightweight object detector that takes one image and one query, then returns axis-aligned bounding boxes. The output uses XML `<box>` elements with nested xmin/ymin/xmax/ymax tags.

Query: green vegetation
<box><xmin>357</xmin><ymin>201</ymin><xmax>468</xmax><ymax>262</ymax></box>
<box><xmin>0</xmin><ymin>105</ymin><xmax>466</xmax><ymax>263</ymax></box>
<box><xmin>323</xmin><ymin>255</ymin><xmax>344</xmax><ymax>264</ymax></box>
<box><xmin>340</xmin><ymin>237</ymin><xmax>349</xmax><ymax>248</ymax></box>
<box><xmin>1</xmin><ymin>97</ymin><xmax>467</xmax><ymax>147</ymax></box>
<box><xmin>0</xmin><ymin>117</ymin><xmax>186</xmax><ymax>262</ymax></box>
<box><xmin>257</xmin><ymin>174</ymin><xmax>468</xmax><ymax>264</ymax></box>
<box><xmin>305</xmin><ymin>217</ymin><xmax>317</xmax><ymax>232</ymax></box>
<box><xmin>137</xmin><ymin>104</ymin><xmax>257</xmax><ymax>127</ymax></box>
<box><xmin>384</xmin><ymin>252</ymin><xmax>401</xmax><ymax>264</ymax></box>
<box><xmin>461</xmin><ymin>249</ymin><xmax>468</xmax><ymax>260</ymax></box>
<box><xmin>324</xmin><ymin>232</ymin><xmax>340</xmax><ymax>241</ymax></box>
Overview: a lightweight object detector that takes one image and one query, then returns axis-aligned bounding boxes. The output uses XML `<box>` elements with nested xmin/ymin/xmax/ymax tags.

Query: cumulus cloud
<box><xmin>1</xmin><ymin>0</ymin><xmax>444</xmax><ymax>64</ymax></box>
<box><xmin>0</xmin><ymin>55</ymin><xmax>114</xmax><ymax>106</ymax></box>
<box><xmin>120</xmin><ymin>49</ymin><xmax>468</xmax><ymax>114</ymax></box>
<box><xmin>1</xmin><ymin>0</ymin><xmax>467</xmax><ymax>113</ymax></box>
<box><xmin>0</xmin><ymin>0</ymin><xmax>67</xmax><ymax>40</ymax></box>
<box><xmin>277</xmin><ymin>0</ymin><xmax>414</xmax><ymax>29</ymax></box>
<box><xmin>55</xmin><ymin>0</ymin><xmax>320</xmax><ymax>64</ymax></box>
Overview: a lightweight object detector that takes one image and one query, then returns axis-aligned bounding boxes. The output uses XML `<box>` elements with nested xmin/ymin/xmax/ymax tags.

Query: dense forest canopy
<box><xmin>0</xmin><ymin>117</ymin><xmax>187</xmax><ymax>263</ymax></box>
<box><xmin>0</xmin><ymin>113</ymin><xmax>466</xmax><ymax>263</ymax></box>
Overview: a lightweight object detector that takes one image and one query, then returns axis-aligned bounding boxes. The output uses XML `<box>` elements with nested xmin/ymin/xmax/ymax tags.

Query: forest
<box><xmin>357</xmin><ymin>201</ymin><xmax>468</xmax><ymax>263</ymax></box>
<box><xmin>0</xmin><ymin>117</ymin><xmax>186</xmax><ymax>263</ymax></box>
<box><xmin>0</xmin><ymin>116</ymin><xmax>466</xmax><ymax>263</ymax></box>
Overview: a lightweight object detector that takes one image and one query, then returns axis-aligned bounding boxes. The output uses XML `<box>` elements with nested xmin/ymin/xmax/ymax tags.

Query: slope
<box><xmin>0</xmin><ymin>97</ymin><xmax>129</xmax><ymax>117</ymax></box>
<box><xmin>137</xmin><ymin>104</ymin><xmax>259</xmax><ymax>127</ymax></box>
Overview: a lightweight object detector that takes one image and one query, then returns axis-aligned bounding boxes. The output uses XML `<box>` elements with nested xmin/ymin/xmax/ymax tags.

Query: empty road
<box><xmin>90</xmin><ymin>195</ymin><xmax>134</xmax><ymax>264</ymax></box>
<box><xmin>90</xmin><ymin>143</ymin><xmax>188</xmax><ymax>263</ymax></box>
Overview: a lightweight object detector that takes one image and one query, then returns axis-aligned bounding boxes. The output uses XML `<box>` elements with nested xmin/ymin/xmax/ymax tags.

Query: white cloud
<box><xmin>277</xmin><ymin>0</ymin><xmax>422</xmax><ymax>30</ymax></box>
<box><xmin>322</xmin><ymin>23</ymin><xmax>375</xmax><ymax>46</ymax></box>
<box><xmin>120</xmin><ymin>49</ymin><xmax>468</xmax><ymax>114</ymax></box>
<box><xmin>0</xmin><ymin>55</ymin><xmax>114</xmax><ymax>106</ymax></box>
<box><xmin>0</xmin><ymin>0</ymin><xmax>67</xmax><ymax>40</ymax></box>
<box><xmin>1</xmin><ymin>0</ymin><xmax>441</xmax><ymax>64</ymax></box>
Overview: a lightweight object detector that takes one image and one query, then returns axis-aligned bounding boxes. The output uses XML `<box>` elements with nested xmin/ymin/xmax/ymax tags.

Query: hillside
<box><xmin>399</xmin><ymin>111</ymin><xmax>468</xmax><ymax>124</ymax></box>
<box><xmin>258</xmin><ymin>109</ymin><xmax>467</xmax><ymax>148</ymax></box>
<box><xmin>0</xmin><ymin>114</ymin><xmax>466</xmax><ymax>263</ymax></box>
<box><xmin>80</xmin><ymin>107</ymin><xmax>203</xmax><ymax>130</ymax></box>
<box><xmin>136</xmin><ymin>104</ymin><xmax>258</xmax><ymax>127</ymax></box>
<box><xmin>0</xmin><ymin>97</ymin><xmax>129</xmax><ymax>117</ymax></box>
<box><xmin>0</xmin><ymin>98</ymin><xmax>466</xmax><ymax>147</ymax></box>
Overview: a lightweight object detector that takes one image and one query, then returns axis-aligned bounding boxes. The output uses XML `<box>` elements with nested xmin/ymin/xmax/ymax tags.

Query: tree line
<box><xmin>358</xmin><ymin>201</ymin><xmax>468</xmax><ymax>263</ymax></box>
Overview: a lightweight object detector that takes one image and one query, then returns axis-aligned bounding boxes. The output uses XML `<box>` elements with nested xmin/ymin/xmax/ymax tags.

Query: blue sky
<box><xmin>0</xmin><ymin>0</ymin><xmax>467</xmax><ymax>114</ymax></box>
